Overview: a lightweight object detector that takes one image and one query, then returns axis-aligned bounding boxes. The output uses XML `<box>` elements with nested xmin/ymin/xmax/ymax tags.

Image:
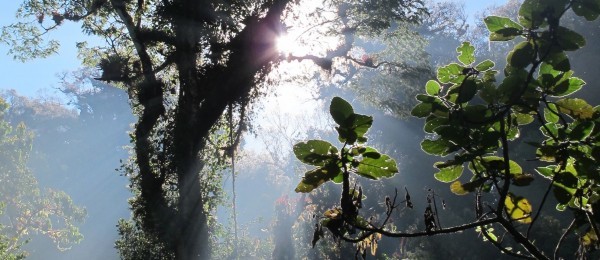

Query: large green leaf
<box><xmin>434</xmin><ymin>163</ymin><xmax>463</xmax><ymax>183</ymax></box>
<box><xmin>421</xmin><ymin>139</ymin><xmax>453</xmax><ymax>156</ymax></box>
<box><xmin>518</xmin><ymin>0</ymin><xmax>548</xmax><ymax>28</ymax></box>
<box><xmin>411</xmin><ymin>102</ymin><xmax>432</xmax><ymax>118</ymax></box>
<box><xmin>556</xmin><ymin>98</ymin><xmax>594</xmax><ymax>120</ymax></box>
<box><xmin>507</xmin><ymin>41</ymin><xmax>535</xmax><ymax>68</ymax></box>
<box><xmin>424</xmin><ymin>116</ymin><xmax>448</xmax><ymax>133</ymax></box>
<box><xmin>295</xmin><ymin>163</ymin><xmax>341</xmax><ymax>193</ymax></box>
<box><xmin>293</xmin><ymin>140</ymin><xmax>337</xmax><ymax>166</ymax></box>
<box><xmin>556</xmin><ymin>26</ymin><xmax>586</xmax><ymax>51</ymax></box>
<box><xmin>437</xmin><ymin>63</ymin><xmax>464</xmax><ymax>84</ymax></box>
<box><xmin>570</xmin><ymin>121</ymin><xmax>595</xmax><ymax>141</ymax></box>
<box><xmin>484</xmin><ymin>16</ymin><xmax>523</xmax><ymax>41</ymax></box>
<box><xmin>545</xmin><ymin>51</ymin><xmax>570</xmax><ymax>72</ymax></box>
<box><xmin>455</xmin><ymin>79</ymin><xmax>478</xmax><ymax>104</ymax></box>
<box><xmin>425</xmin><ymin>80</ymin><xmax>440</xmax><ymax>95</ymax></box>
<box><xmin>330</xmin><ymin>97</ymin><xmax>354</xmax><ymax>127</ymax></box>
<box><xmin>335</xmin><ymin>113</ymin><xmax>373</xmax><ymax>144</ymax></box>
<box><xmin>457</xmin><ymin>42</ymin><xmax>475</xmax><ymax>65</ymax></box>
<box><xmin>351</xmin><ymin>114</ymin><xmax>373</xmax><ymax>141</ymax></box>
<box><xmin>475</xmin><ymin>60</ymin><xmax>495</xmax><ymax>72</ymax></box>
<box><xmin>549</xmin><ymin>77</ymin><xmax>585</xmax><ymax>97</ymax></box>
<box><xmin>355</xmin><ymin>147</ymin><xmax>398</xmax><ymax>179</ymax></box>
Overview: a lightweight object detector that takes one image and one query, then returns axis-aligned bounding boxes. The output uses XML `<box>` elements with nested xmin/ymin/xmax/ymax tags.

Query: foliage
<box><xmin>410</xmin><ymin>0</ymin><xmax>600</xmax><ymax>257</ymax></box>
<box><xmin>0</xmin><ymin>204</ymin><xmax>26</xmax><ymax>260</ymax></box>
<box><xmin>0</xmin><ymin>97</ymin><xmax>86</xmax><ymax>256</ymax></box>
<box><xmin>293</xmin><ymin>97</ymin><xmax>398</xmax><ymax>256</ymax></box>
<box><xmin>294</xmin><ymin>0</ymin><xmax>600</xmax><ymax>258</ymax></box>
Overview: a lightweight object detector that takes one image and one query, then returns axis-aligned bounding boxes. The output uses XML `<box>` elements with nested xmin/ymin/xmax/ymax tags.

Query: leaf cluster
<box><xmin>411</xmin><ymin>0</ymin><xmax>600</xmax><ymax>257</ymax></box>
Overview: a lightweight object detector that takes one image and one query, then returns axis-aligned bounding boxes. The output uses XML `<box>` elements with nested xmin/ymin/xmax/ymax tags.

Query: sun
<box><xmin>276</xmin><ymin>34</ymin><xmax>309</xmax><ymax>56</ymax></box>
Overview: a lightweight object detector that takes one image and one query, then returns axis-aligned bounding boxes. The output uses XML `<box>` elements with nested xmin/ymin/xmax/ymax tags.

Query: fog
<box><xmin>1</xmin><ymin>0</ymin><xmax>600</xmax><ymax>259</ymax></box>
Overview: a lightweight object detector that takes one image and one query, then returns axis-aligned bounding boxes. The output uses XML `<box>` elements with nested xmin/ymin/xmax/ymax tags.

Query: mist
<box><xmin>1</xmin><ymin>0</ymin><xmax>600</xmax><ymax>259</ymax></box>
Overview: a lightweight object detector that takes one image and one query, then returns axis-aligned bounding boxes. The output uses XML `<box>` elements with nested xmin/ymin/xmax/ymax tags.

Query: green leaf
<box><xmin>507</xmin><ymin>41</ymin><xmax>535</xmax><ymax>68</ymax></box>
<box><xmin>484</xmin><ymin>16</ymin><xmax>523</xmax><ymax>41</ymax></box>
<box><xmin>355</xmin><ymin>147</ymin><xmax>398</xmax><ymax>179</ymax></box>
<box><xmin>411</xmin><ymin>102</ymin><xmax>432</xmax><ymax>118</ymax></box>
<box><xmin>545</xmin><ymin>51</ymin><xmax>570</xmax><ymax>72</ymax></box>
<box><xmin>425</xmin><ymin>80</ymin><xmax>441</xmax><ymax>95</ymax></box>
<box><xmin>350</xmin><ymin>114</ymin><xmax>373</xmax><ymax>143</ymax></box>
<box><xmin>295</xmin><ymin>164</ymin><xmax>341</xmax><ymax>193</ymax></box>
<box><xmin>544</xmin><ymin>103</ymin><xmax>560</xmax><ymax>123</ymax></box>
<box><xmin>556</xmin><ymin>98</ymin><xmax>594</xmax><ymax>120</ymax></box>
<box><xmin>437</xmin><ymin>63</ymin><xmax>464</xmax><ymax>84</ymax></box>
<box><xmin>570</xmin><ymin>121</ymin><xmax>595</xmax><ymax>141</ymax></box>
<box><xmin>424</xmin><ymin>116</ymin><xmax>448</xmax><ymax>133</ymax></box>
<box><xmin>536</xmin><ymin>166</ymin><xmax>556</xmax><ymax>179</ymax></box>
<box><xmin>475</xmin><ymin>60</ymin><xmax>495</xmax><ymax>71</ymax></box>
<box><xmin>457</xmin><ymin>42</ymin><xmax>475</xmax><ymax>65</ymax></box>
<box><xmin>293</xmin><ymin>140</ymin><xmax>337</xmax><ymax>166</ymax></box>
<box><xmin>330</xmin><ymin>97</ymin><xmax>354</xmax><ymax>127</ymax></box>
<box><xmin>514</xmin><ymin>112</ymin><xmax>534</xmax><ymax>125</ymax></box>
<box><xmin>556</xmin><ymin>26</ymin><xmax>586</xmax><ymax>51</ymax></box>
<box><xmin>572</xmin><ymin>0</ymin><xmax>600</xmax><ymax>20</ymax></box>
<box><xmin>336</xmin><ymin>113</ymin><xmax>373</xmax><ymax>144</ymax></box>
<box><xmin>421</xmin><ymin>139</ymin><xmax>453</xmax><ymax>156</ymax></box>
<box><xmin>434</xmin><ymin>163</ymin><xmax>463</xmax><ymax>183</ymax></box>
<box><xmin>518</xmin><ymin>0</ymin><xmax>548</xmax><ymax>28</ymax></box>
<box><xmin>455</xmin><ymin>79</ymin><xmax>477</xmax><ymax>103</ymax></box>
<box><xmin>505</xmin><ymin>193</ymin><xmax>532</xmax><ymax>223</ymax></box>
<box><xmin>550</xmin><ymin>77</ymin><xmax>585</xmax><ymax>97</ymax></box>
<box><xmin>471</xmin><ymin>156</ymin><xmax>522</xmax><ymax>175</ymax></box>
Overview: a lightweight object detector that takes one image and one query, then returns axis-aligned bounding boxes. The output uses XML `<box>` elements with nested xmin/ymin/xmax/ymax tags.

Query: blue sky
<box><xmin>0</xmin><ymin>0</ymin><xmax>506</xmax><ymax>98</ymax></box>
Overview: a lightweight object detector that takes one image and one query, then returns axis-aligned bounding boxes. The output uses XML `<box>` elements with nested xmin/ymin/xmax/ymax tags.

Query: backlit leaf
<box><xmin>455</xmin><ymin>79</ymin><xmax>477</xmax><ymax>103</ymax></box>
<box><xmin>434</xmin><ymin>163</ymin><xmax>463</xmax><ymax>183</ymax></box>
<box><xmin>330</xmin><ymin>97</ymin><xmax>354</xmax><ymax>127</ymax></box>
<box><xmin>450</xmin><ymin>181</ymin><xmax>468</xmax><ymax>195</ymax></box>
<box><xmin>411</xmin><ymin>102</ymin><xmax>432</xmax><ymax>118</ymax></box>
<box><xmin>356</xmin><ymin>147</ymin><xmax>398</xmax><ymax>179</ymax></box>
<box><xmin>421</xmin><ymin>139</ymin><xmax>453</xmax><ymax>156</ymax></box>
<box><xmin>293</xmin><ymin>140</ymin><xmax>337</xmax><ymax>166</ymax></box>
<box><xmin>556</xmin><ymin>98</ymin><xmax>594</xmax><ymax>120</ymax></box>
<box><xmin>295</xmin><ymin>164</ymin><xmax>341</xmax><ymax>193</ymax></box>
<box><xmin>425</xmin><ymin>80</ymin><xmax>441</xmax><ymax>95</ymax></box>
<box><xmin>457</xmin><ymin>42</ymin><xmax>475</xmax><ymax>65</ymax></box>
<box><xmin>484</xmin><ymin>16</ymin><xmax>523</xmax><ymax>41</ymax></box>
<box><xmin>544</xmin><ymin>103</ymin><xmax>560</xmax><ymax>123</ymax></box>
<box><xmin>437</xmin><ymin>63</ymin><xmax>464</xmax><ymax>84</ymax></box>
<box><xmin>507</xmin><ymin>41</ymin><xmax>535</xmax><ymax>68</ymax></box>
<box><xmin>556</xmin><ymin>26</ymin><xmax>586</xmax><ymax>51</ymax></box>
<box><xmin>475</xmin><ymin>60</ymin><xmax>495</xmax><ymax>71</ymax></box>
<box><xmin>570</xmin><ymin>121</ymin><xmax>594</xmax><ymax>141</ymax></box>
<box><xmin>505</xmin><ymin>193</ymin><xmax>532</xmax><ymax>223</ymax></box>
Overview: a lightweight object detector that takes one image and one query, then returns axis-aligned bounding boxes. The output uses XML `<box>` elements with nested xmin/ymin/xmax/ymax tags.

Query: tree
<box><xmin>294</xmin><ymin>0</ymin><xmax>600</xmax><ymax>259</ymax></box>
<box><xmin>0</xmin><ymin>96</ymin><xmax>86</xmax><ymax>258</ymax></box>
<box><xmin>2</xmin><ymin>0</ymin><xmax>428</xmax><ymax>258</ymax></box>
